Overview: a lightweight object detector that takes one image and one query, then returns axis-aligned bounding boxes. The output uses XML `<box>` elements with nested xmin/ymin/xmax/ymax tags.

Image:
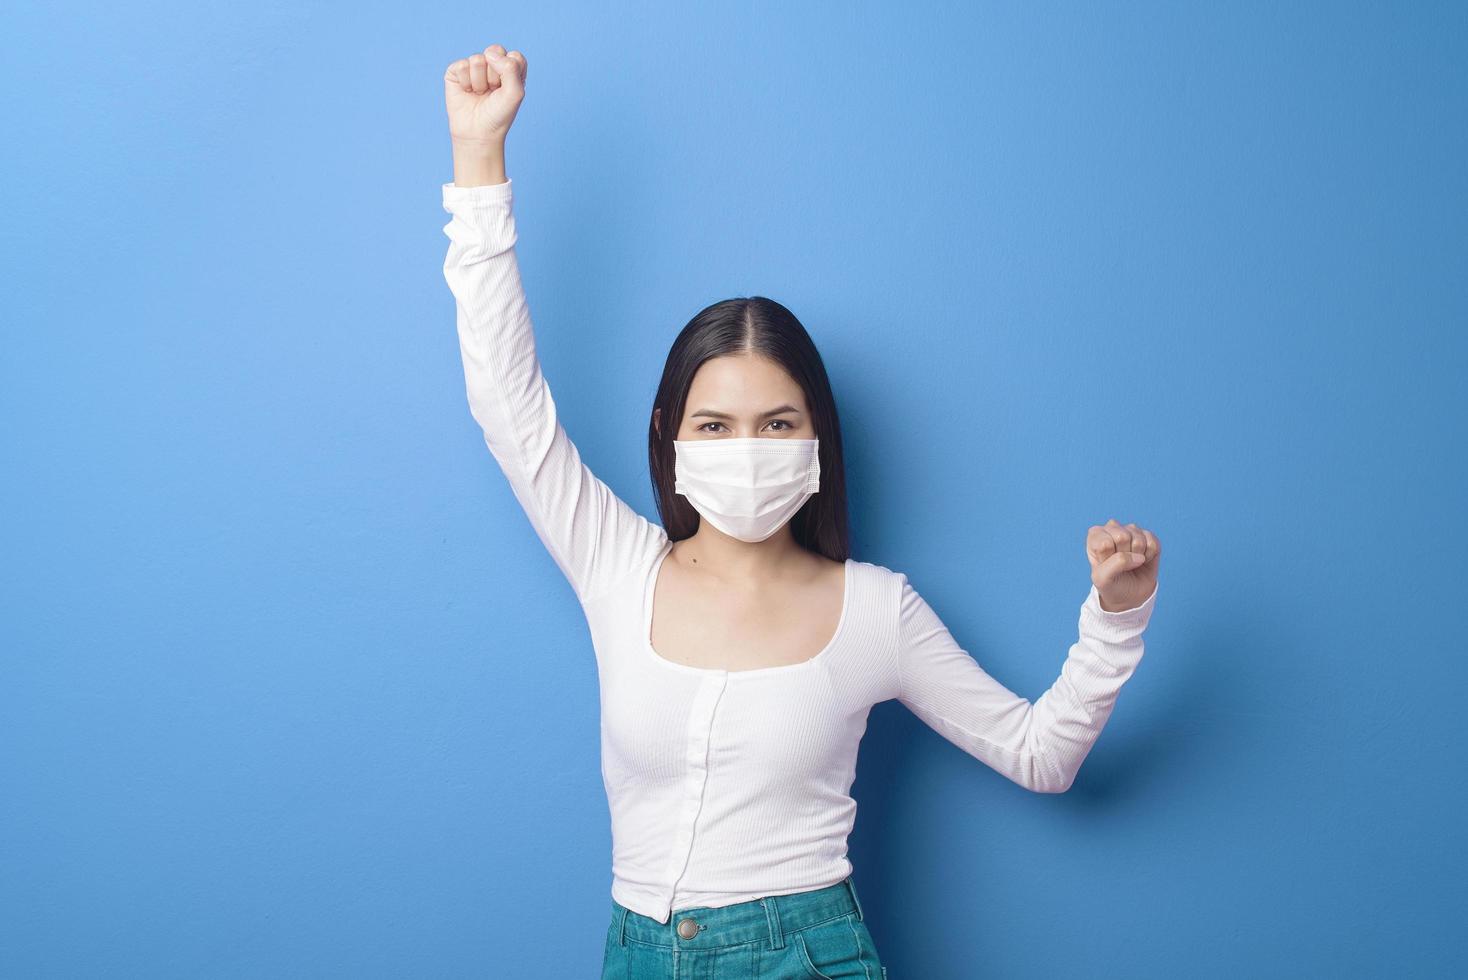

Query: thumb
<box><xmin>486</xmin><ymin>51</ymin><xmax>525</xmax><ymax>97</ymax></box>
<box><xmin>1095</xmin><ymin>549</ymin><xmax>1145</xmax><ymax>588</ymax></box>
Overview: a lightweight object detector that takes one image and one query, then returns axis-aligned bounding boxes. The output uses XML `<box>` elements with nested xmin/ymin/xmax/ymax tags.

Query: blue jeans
<box><xmin>602</xmin><ymin>875</ymin><xmax>888</xmax><ymax>979</ymax></box>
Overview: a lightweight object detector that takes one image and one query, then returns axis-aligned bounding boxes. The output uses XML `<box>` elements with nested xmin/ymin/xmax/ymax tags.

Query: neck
<box><xmin>676</xmin><ymin>525</ymin><xmax>805</xmax><ymax>582</ymax></box>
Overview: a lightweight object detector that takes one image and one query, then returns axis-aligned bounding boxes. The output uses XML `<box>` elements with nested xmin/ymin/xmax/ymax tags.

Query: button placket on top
<box><xmin>661</xmin><ymin>669</ymin><xmax>729</xmax><ymax>922</ymax></box>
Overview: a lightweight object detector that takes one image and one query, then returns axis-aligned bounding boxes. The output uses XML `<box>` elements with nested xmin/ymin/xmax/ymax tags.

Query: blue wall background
<box><xmin>3</xmin><ymin>1</ymin><xmax>1464</xmax><ymax>976</ymax></box>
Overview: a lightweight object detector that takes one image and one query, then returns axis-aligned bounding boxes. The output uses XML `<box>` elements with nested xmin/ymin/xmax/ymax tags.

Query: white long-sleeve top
<box><xmin>440</xmin><ymin>177</ymin><xmax>1159</xmax><ymax>925</ymax></box>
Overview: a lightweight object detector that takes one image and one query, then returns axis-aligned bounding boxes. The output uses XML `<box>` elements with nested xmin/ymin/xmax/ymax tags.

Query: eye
<box><xmin>693</xmin><ymin>420</ymin><xmax>794</xmax><ymax>434</ymax></box>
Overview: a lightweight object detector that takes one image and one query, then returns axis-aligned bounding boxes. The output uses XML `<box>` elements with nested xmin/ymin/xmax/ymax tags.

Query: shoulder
<box><xmin>849</xmin><ymin>557</ymin><xmax>910</xmax><ymax>587</ymax></box>
<box><xmin>846</xmin><ymin>558</ymin><xmax>919</xmax><ymax>610</ymax></box>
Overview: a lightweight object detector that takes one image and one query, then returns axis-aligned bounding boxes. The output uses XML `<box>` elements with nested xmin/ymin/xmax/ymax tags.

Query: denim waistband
<box><xmin>611</xmin><ymin>876</ymin><xmax>867</xmax><ymax>951</ymax></box>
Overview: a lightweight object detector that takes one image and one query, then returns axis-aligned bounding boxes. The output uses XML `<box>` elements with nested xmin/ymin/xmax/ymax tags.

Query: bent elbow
<box><xmin>1027</xmin><ymin>748</ymin><xmax>1076</xmax><ymax>794</ymax></box>
<box><xmin>1033</xmin><ymin>775</ymin><xmax>1075</xmax><ymax>794</ymax></box>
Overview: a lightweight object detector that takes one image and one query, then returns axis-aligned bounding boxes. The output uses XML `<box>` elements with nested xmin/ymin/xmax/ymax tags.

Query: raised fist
<box><xmin>1086</xmin><ymin>518</ymin><xmax>1161</xmax><ymax>612</ymax></box>
<box><xmin>444</xmin><ymin>44</ymin><xmax>528</xmax><ymax>145</ymax></box>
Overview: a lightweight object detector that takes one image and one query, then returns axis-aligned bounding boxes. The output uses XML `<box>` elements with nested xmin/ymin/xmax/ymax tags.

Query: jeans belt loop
<box><xmin>843</xmin><ymin>875</ymin><xmax>866</xmax><ymax>922</ymax></box>
<box><xmin>760</xmin><ymin>895</ymin><xmax>786</xmax><ymax>950</ymax></box>
<box><xmin>616</xmin><ymin>905</ymin><xmax>629</xmax><ymax>947</ymax></box>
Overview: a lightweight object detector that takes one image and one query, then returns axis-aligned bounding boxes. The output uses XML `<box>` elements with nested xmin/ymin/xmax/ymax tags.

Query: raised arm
<box><xmin>441</xmin><ymin>44</ymin><xmax>665</xmax><ymax>606</ymax></box>
<box><xmin>896</xmin><ymin>521</ymin><xmax>1162</xmax><ymax>793</ymax></box>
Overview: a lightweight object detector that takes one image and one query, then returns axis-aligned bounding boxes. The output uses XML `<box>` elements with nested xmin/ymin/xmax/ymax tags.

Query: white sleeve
<box><xmin>895</xmin><ymin>574</ymin><xmax>1158</xmax><ymax>793</ymax></box>
<box><xmin>441</xmin><ymin>178</ymin><xmax>666</xmax><ymax>605</ymax></box>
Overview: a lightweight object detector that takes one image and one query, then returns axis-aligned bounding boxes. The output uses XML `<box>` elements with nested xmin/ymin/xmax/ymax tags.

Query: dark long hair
<box><xmin>647</xmin><ymin>296</ymin><xmax>851</xmax><ymax>562</ymax></box>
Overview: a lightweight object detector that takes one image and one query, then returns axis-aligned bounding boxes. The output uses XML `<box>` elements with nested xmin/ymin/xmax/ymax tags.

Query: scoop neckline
<box><xmin>641</xmin><ymin>541</ymin><xmax>854</xmax><ymax>678</ymax></box>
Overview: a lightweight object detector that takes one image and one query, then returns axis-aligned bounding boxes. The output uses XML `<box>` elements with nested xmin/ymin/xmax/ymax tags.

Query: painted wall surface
<box><xmin>3</xmin><ymin>2</ymin><xmax>1463</xmax><ymax>976</ymax></box>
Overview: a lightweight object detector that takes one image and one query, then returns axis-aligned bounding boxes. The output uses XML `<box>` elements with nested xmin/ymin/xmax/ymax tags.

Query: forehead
<box><xmin>686</xmin><ymin>352</ymin><xmax>804</xmax><ymax>404</ymax></box>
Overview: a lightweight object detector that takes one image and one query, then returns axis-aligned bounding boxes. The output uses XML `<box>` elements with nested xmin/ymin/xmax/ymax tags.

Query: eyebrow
<box><xmin>689</xmin><ymin>404</ymin><xmax>803</xmax><ymax>420</ymax></box>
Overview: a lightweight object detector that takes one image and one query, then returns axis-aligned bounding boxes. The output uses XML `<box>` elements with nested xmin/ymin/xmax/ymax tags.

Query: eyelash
<box><xmin>697</xmin><ymin>420</ymin><xmax>793</xmax><ymax>433</ymax></box>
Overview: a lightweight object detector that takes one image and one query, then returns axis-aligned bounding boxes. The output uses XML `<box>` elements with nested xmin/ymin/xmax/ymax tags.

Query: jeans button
<box><xmin>676</xmin><ymin>917</ymin><xmax>699</xmax><ymax>940</ymax></box>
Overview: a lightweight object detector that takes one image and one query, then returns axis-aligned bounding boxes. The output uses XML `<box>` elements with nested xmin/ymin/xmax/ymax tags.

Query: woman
<box><xmin>441</xmin><ymin>44</ymin><xmax>1161</xmax><ymax>980</ymax></box>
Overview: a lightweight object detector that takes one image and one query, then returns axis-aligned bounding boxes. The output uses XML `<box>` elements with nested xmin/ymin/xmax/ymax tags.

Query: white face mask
<box><xmin>673</xmin><ymin>437</ymin><xmax>821</xmax><ymax>543</ymax></box>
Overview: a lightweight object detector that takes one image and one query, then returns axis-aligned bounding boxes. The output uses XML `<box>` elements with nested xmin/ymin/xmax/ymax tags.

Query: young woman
<box><xmin>441</xmin><ymin>44</ymin><xmax>1161</xmax><ymax>980</ymax></box>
